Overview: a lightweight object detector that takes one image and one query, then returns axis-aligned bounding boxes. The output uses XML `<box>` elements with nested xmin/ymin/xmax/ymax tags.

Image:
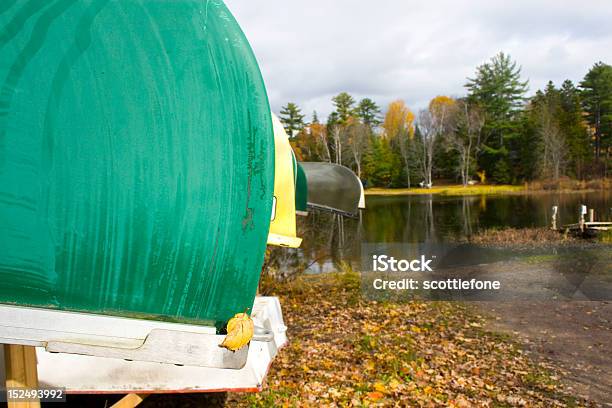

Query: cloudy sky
<box><xmin>225</xmin><ymin>0</ymin><xmax>612</xmax><ymax>120</ymax></box>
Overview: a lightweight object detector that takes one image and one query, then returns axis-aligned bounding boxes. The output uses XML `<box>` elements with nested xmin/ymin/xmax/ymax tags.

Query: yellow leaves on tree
<box><xmin>219</xmin><ymin>312</ymin><xmax>254</xmax><ymax>351</ymax></box>
<box><xmin>429</xmin><ymin>95</ymin><xmax>456</xmax><ymax>123</ymax></box>
<box><xmin>382</xmin><ymin>100</ymin><xmax>415</xmax><ymax>140</ymax></box>
<box><xmin>297</xmin><ymin>121</ymin><xmax>331</xmax><ymax>162</ymax></box>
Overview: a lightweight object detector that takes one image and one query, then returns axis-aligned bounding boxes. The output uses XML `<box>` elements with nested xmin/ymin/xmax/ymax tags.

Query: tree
<box><xmin>421</xmin><ymin>97</ymin><xmax>455</xmax><ymax>187</ymax></box>
<box><xmin>279</xmin><ymin>102</ymin><xmax>305</xmax><ymax>138</ymax></box>
<box><xmin>466</xmin><ymin>52</ymin><xmax>529</xmax><ymax>127</ymax></box>
<box><xmin>326</xmin><ymin>111</ymin><xmax>339</xmax><ymax>129</ymax></box>
<box><xmin>531</xmin><ymin>84</ymin><xmax>567</xmax><ymax>180</ymax></box>
<box><xmin>327</xmin><ymin>93</ymin><xmax>359</xmax><ymax>165</ymax></box>
<box><xmin>311</xmin><ymin>110</ymin><xmax>320</xmax><ymax>124</ymax></box>
<box><xmin>448</xmin><ymin>100</ymin><xmax>486</xmax><ymax>186</ymax></box>
<box><xmin>559</xmin><ymin>80</ymin><xmax>591</xmax><ymax>178</ymax></box>
<box><xmin>331</xmin><ymin>92</ymin><xmax>356</xmax><ymax>125</ymax></box>
<box><xmin>580</xmin><ymin>62</ymin><xmax>612</xmax><ymax>163</ymax></box>
<box><xmin>356</xmin><ymin>98</ymin><xmax>382</xmax><ymax>128</ymax></box>
<box><xmin>465</xmin><ymin>52</ymin><xmax>529</xmax><ymax>183</ymax></box>
<box><xmin>363</xmin><ymin>137</ymin><xmax>401</xmax><ymax>187</ymax></box>
<box><xmin>310</xmin><ymin>122</ymin><xmax>331</xmax><ymax>162</ymax></box>
<box><xmin>526</xmin><ymin>81</ymin><xmax>591</xmax><ymax>181</ymax></box>
<box><xmin>330</xmin><ymin>125</ymin><xmax>343</xmax><ymax>165</ymax></box>
<box><xmin>416</xmin><ymin>97</ymin><xmax>454</xmax><ymax>187</ymax></box>
<box><xmin>325</xmin><ymin>111</ymin><xmax>341</xmax><ymax>163</ymax></box>
<box><xmin>383</xmin><ymin>100</ymin><xmax>415</xmax><ymax>139</ymax></box>
<box><xmin>346</xmin><ymin>118</ymin><xmax>370</xmax><ymax>177</ymax></box>
<box><xmin>429</xmin><ymin>96</ymin><xmax>456</xmax><ymax>126</ymax></box>
<box><xmin>383</xmin><ymin>100</ymin><xmax>415</xmax><ymax>187</ymax></box>
<box><xmin>538</xmin><ymin>104</ymin><xmax>567</xmax><ymax>180</ymax></box>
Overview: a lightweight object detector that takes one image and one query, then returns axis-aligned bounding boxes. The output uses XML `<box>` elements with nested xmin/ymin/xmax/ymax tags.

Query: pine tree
<box><xmin>331</xmin><ymin>92</ymin><xmax>356</xmax><ymax>125</ymax></box>
<box><xmin>279</xmin><ymin>102</ymin><xmax>305</xmax><ymax>138</ymax></box>
<box><xmin>580</xmin><ymin>62</ymin><xmax>612</xmax><ymax>162</ymax></box>
<box><xmin>363</xmin><ymin>137</ymin><xmax>401</xmax><ymax>187</ymax></box>
<box><xmin>356</xmin><ymin>98</ymin><xmax>382</xmax><ymax>128</ymax></box>
<box><xmin>465</xmin><ymin>52</ymin><xmax>529</xmax><ymax>183</ymax></box>
<box><xmin>311</xmin><ymin>111</ymin><xmax>319</xmax><ymax>124</ymax></box>
<box><xmin>326</xmin><ymin>111</ymin><xmax>339</xmax><ymax>130</ymax></box>
<box><xmin>559</xmin><ymin>80</ymin><xmax>591</xmax><ymax>178</ymax></box>
<box><xmin>466</xmin><ymin>52</ymin><xmax>529</xmax><ymax>123</ymax></box>
<box><xmin>522</xmin><ymin>81</ymin><xmax>591</xmax><ymax>180</ymax></box>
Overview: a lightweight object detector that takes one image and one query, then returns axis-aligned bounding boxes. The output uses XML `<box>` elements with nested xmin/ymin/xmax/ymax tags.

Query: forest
<box><xmin>280</xmin><ymin>53</ymin><xmax>612</xmax><ymax>188</ymax></box>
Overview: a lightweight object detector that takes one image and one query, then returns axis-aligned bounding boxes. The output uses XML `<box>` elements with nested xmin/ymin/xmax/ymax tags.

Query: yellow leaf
<box><xmin>219</xmin><ymin>312</ymin><xmax>254</xmax><ymax>351</ymax></box>
<box><xmin>389</xmin><ymin>379</ymin><xmax>401</xmax><ymax>391</ymax></box>
<box><xmin>374</xmin><ymin>382</ymin><xmax>387</xmax><ymax>393</ymax></box>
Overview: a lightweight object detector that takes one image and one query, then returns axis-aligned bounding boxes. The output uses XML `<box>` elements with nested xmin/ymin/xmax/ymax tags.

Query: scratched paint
<box><xmin>0</xmin><ymin>1</ymin><xmax>274</xmax><ymax>326</ymax></box>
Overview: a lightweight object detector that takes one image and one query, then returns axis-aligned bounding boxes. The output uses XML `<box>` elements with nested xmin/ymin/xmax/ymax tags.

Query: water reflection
<box><xmin>267</xmin><ymin>191</ymin><xmax>611</xmax><ymax>277</ymax></box>
<box><xmin>363</xmin><ymin>192</ymin><xmax>611</xmax><ymax>243</ymax></box>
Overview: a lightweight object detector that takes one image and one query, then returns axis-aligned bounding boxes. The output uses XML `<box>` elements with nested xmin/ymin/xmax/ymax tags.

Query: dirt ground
<box><xmin>481</xmin><ymin>301</ymin><xmax>612</xmax><ymax>407</ymax></box>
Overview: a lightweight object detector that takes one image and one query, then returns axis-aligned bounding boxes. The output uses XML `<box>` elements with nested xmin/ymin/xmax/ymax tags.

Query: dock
<box><xmin>553</xmin><ymin>205</ymin><xmax>611</xmax><ymax>236</ymax></box>
<box><xmin>561</xmin><ymin>221</ymin><xmax>612</xmax><ymax>233</ymax></box>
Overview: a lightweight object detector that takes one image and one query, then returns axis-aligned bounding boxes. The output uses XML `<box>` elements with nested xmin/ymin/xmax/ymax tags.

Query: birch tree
<box><xmin>309</xmin><ymin>122</ymin><xmax>331</xmax><ymax>162</ymax></box>
<box><xmin>448</xmin><ymin>101</ymin><xmax>485</xmax><ymax>186</ymax></box>
<box><xmin>539</xmin><ymin>107</ymin><xmax>567</xmax><ymax>180</ymax></box>
<box><xmin>331</xmin><ymin>125</ymin><xmax>343</xmax><ymax>165</ymax></box>
<box><xmin>416</xmin><ymin>96</ymin><xmax>454</xmax><ymax>187</ymax></box>
<box><xmin>347</xmin><ymin>119</ymin><xmax>369</xmax><ymax>177</ymax></box>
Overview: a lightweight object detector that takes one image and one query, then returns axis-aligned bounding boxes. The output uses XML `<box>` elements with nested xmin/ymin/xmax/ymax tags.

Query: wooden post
<box><xmin>4</xmin><ymin>344</ymin><xmax>40</xmax><ymax>408</ymax></box>
<box><xmin>588</xmin><ymin>209</ymin><xmax>594</xmax><ymax>223</ymax></box>
<box><xmin>110</xmin><ymin>393</ymin><xmax>149</xmax><ymax>408</ymax></box>
<box><xmin>551</xmin><ymin>206</ymin><xmax>558</xmax><ymax>230</ymax></box>
<box><xmin>579</xmin><ymin>205</ymin><xmax>586</xmax><ymax>233</ymax></box>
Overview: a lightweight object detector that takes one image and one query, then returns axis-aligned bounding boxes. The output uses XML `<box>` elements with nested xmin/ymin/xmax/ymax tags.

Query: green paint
<box><xmin>296</xmin><ymin>162</ymin><xmax>308</xmax><ymax>213</ymax></box>
<box><xmin>0</xmin><ymin>1</ymin><xmax>274</xmax><ymax>325</ymax></box>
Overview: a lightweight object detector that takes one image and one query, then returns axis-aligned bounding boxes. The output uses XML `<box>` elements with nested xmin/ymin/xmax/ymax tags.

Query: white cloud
<box><xmin>225</xmin><ymin>0</ymin><xmax>612</xmax><ymax>120</ymax></box>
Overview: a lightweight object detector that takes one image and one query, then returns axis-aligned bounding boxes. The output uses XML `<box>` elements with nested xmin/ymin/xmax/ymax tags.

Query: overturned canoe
<box><xmin>295</xmin><ymin>162</ymin><xmax>309</xmax><ymax>215</ymax></box>
<box><xmin>0</xmin><ymin>1</ymin><xmax>274</xmax><ymax>326</ymax></box>
<box><xmin>300</xmin><ymin>162</ymin><xmax>365</xmax><ymax>217</ymax></box>
<box><xmin>267</xmin><ymin>114</ymin><xmax>302</xmax><ymax>248</ymax></box>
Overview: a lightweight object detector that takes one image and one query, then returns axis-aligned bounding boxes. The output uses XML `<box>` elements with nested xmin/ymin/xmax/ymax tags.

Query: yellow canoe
<box><xmin>267</xmin><ymin>114</ymin><xmax>302</xmax><ymax>248</ymax></box>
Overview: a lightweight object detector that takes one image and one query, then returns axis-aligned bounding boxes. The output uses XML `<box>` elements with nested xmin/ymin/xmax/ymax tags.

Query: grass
<box><xmin>365</xmin><ymin>177</ymin><xmax>611</xmax><ymax>197</ymax></box>
<box><xmin>599</xmin><ymin>229</ymin><xmax>612</xmax><ymax>244</ymax></box>
<box><xmin>365</xmin><ymin>184</ymin><xmax>524</xmax><ymax>196</ymax></box>
<box><xmin>466</xmin><ymin>227</ymin><xmax>581</xmax><ymax>246</ymax></box>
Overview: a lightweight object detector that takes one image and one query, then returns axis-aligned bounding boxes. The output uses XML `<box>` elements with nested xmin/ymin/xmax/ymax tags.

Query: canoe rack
<box><xmin>1</xmin><ymin>297</ymin><xmax>287</xmax><ymax>407</ymax></box>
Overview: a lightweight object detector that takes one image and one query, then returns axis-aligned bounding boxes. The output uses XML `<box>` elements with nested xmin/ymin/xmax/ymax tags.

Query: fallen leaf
<box><xmin>374</xmin><ymin>382</ymin><xmax>387</xmax><ymax>393</ymax></box>
<box><xmin>367</xmin><ymin>391</ymin><xmax>384</xmax><ymax>400</ymax></box>
<box><xmin>219</xmin><ymin>312</ymin><xmax>254</xmax><ymax>351</ymax></box>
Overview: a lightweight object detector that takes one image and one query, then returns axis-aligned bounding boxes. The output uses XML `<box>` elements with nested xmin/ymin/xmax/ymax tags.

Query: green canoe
<box><xmin>0</xmin><ymin>1</ymin><xmax>274</xmax><ymax>326</ymax></box>
<box><xmin>295</xmin><ymin>162</ymin><xmax>308</xmax><ymax>215</ymax></box>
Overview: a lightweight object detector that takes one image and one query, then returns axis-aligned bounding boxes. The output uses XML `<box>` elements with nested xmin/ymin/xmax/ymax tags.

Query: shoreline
<box><xmin>364</xmin><ymin>185</ymin><xmax>610</xmax><ymax>196</ymax></box>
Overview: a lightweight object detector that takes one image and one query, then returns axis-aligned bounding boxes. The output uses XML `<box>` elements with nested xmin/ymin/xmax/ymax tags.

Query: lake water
<box><xmin>290</xmin><ymin>191</ymin><xmax>611</xmax><ymax>274</ymax></box>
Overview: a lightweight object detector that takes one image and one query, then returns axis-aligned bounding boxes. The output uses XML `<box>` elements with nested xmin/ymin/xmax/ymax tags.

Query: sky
<box><xmin>225</xmin><ymin>0</ymin><xmax>612</xmax><ymax>121</ymax></box>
